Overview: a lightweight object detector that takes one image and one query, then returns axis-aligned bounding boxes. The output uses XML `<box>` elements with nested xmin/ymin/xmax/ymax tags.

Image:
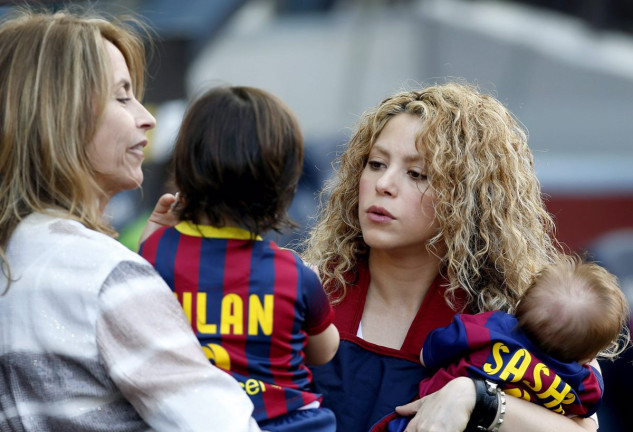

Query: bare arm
<box><xmin>304</xmin><ymin>323</ymin><xmax>340</xmax><ymax>365</ymax></box>
<box><xmin>500</xmin><ymin>395</ymin><xmax>597</xmax><ymax>431</ymax></box>
<box><xmin>396</xmin><ymin>376</ymin><xmax>597</xmax><ymax>432</ymax></box>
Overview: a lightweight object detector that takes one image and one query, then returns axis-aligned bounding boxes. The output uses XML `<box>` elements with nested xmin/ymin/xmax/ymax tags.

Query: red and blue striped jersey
<box><xmin>420</xmin><ymin>311</ymin><xmax>603</xmax><ymax>417</ymax></box>
<box><xmin>140</xmin><ymin>222</ymin><xmax>334</xmax><ymax>422</ymax></box>
<box><xmin>309</xmin><ymin>262</ymin><xmax>468</xmax><ymax>432</ymax></box>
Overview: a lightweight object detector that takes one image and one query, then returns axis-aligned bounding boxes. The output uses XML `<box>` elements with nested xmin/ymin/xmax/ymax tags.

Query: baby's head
<box><xmin>516</xmin><ymin>254</ymin><xmax>630</xmax><ymax>363</ymax></box>
<box><xmin>171</xmin><ymin>86</ymin><xmax>303</xmax><ymax>235</ymax></box>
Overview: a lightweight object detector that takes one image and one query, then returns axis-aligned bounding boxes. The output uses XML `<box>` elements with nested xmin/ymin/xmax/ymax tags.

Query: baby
<box><xmin>419</xmin><ymin>254</ymin><xmax>630</xmax><ymax>419</ymax></box>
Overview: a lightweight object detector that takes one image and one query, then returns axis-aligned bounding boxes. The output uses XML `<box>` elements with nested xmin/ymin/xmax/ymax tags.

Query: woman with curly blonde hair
<box><xmin>303</xmin><ymin>82</ymin><xmax>601</xmax><ymax>432</ymax></box>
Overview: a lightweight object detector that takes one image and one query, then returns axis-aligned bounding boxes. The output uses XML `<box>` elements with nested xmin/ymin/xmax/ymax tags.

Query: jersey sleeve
<box><xmin>422</xmin><ymin>314</ymin><xmax>471</xmax><ymax>370</ymax></box>
<box><xmin>96</xmin><ymin>260</ymin><xmax>261</xmax><ymax>432</ymax></box>
<box><xmin>422</xmin><ymin>312</ymin><xmax>498</xmax><ymax>370</ymax></box>
<box><xmin>137</xmin><ymin>225</ymin><xmax>168</xmax><ymax>263</ymax></box>
<box><xmin>576</xmin><ymin>364</ymin><xmax>604</xmax><ymax>417</ymax></box>
<box><xmin>298</xmin><ymin>261</ymin><xmax>334</xmax><ymax>335</ymax></box>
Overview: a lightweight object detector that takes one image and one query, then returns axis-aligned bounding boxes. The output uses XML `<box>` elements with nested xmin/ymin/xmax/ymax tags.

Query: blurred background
<box><xmin>2</xmin><ymin>0</ymin><xmax>632</xmax><ymax>429</ymax></box>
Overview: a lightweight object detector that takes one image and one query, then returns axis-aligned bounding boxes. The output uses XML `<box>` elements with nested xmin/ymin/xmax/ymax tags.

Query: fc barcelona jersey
<box><xmin>420</xmin><ymin>311</ymin><xmax>603</xmax><ymax>417</ymax></box>
<box><xmin>140</xmin><ymin>222</ymin><xmax>334</xmax><ymax>422</ymax></box>
<box><xmin>309</xmin><ymin>262</ymin><xmax>467</xmax><ymax>432</ymax></box>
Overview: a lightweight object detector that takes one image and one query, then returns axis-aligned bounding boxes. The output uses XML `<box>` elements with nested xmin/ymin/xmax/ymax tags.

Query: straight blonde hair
<box><xmin>0</xmin><ymin>8</ymin><xmax>149</xmax><ymax>290</ymax></box>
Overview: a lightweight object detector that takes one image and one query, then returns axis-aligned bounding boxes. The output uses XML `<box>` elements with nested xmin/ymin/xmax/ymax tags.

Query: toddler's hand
<box><xmin>138</xmin><ymin>193</ymin><xmax>179</xmax><ymax>249</ymax></box>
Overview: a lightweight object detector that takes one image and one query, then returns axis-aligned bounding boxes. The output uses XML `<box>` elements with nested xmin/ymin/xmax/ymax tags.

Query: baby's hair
<box><xmin>516</xmin><ymin>254</ymin><xmax>630</xmax><ymax>362</ymax></box>
<box><xmin>171</xmin><ymin>86</ymin><xmax>303</xmax><ymax>236</ymax></box>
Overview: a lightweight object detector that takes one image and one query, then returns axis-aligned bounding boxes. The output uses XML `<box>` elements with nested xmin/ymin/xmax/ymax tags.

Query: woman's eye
<box><xmin>368</xmin><ymin>160</ymin><xmax>384</xmax><ymax>170</ymax></box>
<box><xmin>117</xmin><ymin>97</ymin><xmax>131</xmax><ymax>104</ymax></box>
<box><xmin>408</xmin><ymin>170</ymin><xmax>427</xmax><ymax>181</ymax></box>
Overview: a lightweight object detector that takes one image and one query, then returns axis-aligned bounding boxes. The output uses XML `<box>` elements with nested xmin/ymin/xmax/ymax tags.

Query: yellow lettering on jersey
<box><xmin>202</xmin><ymin>343</ymin><xmax>231</xmax><ymax>370</ymax></box>
<box><xmin>221</xmin><ymin>293</ymin><xmax>244</xmax><ymax>335</ymax></box>
<box><xmin>483</xmin><ymin>342</ymin><xmax>510</xmax><ymax>375</ymax></box>
<box><xmin>563</xmin><ymin>391</ymin><xmax>577</xmax><ymax>405</ymax></box>
<box><xmin>505</xmin><ymin>387</ymin><xmax>531</xmax><ymax>401</ymax></box>
<box><xmin>498</xmin><ymin>348</ymin><xmax>531</xmax><ymax>382</ymax></box>
<box><xmin>248</xmin><ymin>294</ymin><xmax>274</xmax><ymax>335</ymax></box>
<box><xmin>197</xmin><ymin>292</ymin><xmax>218</xmax><ymax>334</ymax></box>
<box><xmin>538</xmin><ymin>374</ymin><xmax>573</xmax><ymax>414</ymax></box>
<box><xmin>525</xmin><ymin>362</ymin><xmax>549</xmax><ymax>392</ymax></box>
<box><xmin>241</xmin><ymin>378</ymin><xmax>267</xmax><ymax>396</ymax></box>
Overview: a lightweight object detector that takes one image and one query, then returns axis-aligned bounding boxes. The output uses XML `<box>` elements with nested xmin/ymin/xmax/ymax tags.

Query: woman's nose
<box><xmin>137</xmin><ymin>103</ymin><xmax>156</xmax><ymax>130</ymax></box>
<box><xmin>375</xmin><ymin>170</ymin><xmax>397</xmax><ymax>196</ymax></box>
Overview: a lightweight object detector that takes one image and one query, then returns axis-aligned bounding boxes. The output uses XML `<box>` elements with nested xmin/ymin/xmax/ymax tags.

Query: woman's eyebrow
<box><xmin>114</xmin><ymin>78</ymin><xmax>131</xmax><ymax>92</ymax></box>
<box><xmin>371</xmin><ymin>143</ymin><xmax>423</xmax><ymax>163</ymax></box>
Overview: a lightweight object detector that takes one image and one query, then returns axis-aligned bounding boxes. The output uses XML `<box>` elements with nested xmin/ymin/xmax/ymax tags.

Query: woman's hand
<box><xmin>396</xmin><ymin>376</ymin><xmax>475</xmax><ymax>432</ymax></box>
<box><xmin>396</xmin><ymin>375</ymin><xmax>597</xmax><ymax>432</ymax></box>
<box><xmin>138</xmin><ymin>193</ymin><xmax>179</xmax><ymax>249</ymax></box>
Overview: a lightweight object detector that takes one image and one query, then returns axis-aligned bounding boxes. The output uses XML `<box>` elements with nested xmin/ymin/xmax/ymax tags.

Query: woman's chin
<box><xmin>97</xmin><ymin>172</ymin><xmax>144</xmax><ymax>199</ymax></box>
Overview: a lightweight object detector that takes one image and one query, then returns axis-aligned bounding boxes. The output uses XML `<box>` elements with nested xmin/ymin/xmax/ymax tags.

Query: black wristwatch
<box><xmin>465</xmin><ymin>378</ymin><xmax>506</xmax><ymax>432</ymax></box>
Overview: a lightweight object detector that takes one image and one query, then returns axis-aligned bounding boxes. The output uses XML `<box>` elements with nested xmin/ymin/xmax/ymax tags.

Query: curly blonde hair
<box><xmin>303</xmin><ymin>81</ymin><xmax>559</xmax><ymax>313</ymax></box>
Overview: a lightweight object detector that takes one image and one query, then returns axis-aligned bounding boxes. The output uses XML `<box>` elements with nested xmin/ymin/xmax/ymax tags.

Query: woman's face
<box><xmin>358</xmin><ymin>113</ymin><xmax>439</xmax><ymax>255</ymax></box>
<box><xmin>87</xmin><ymin>40</ymin><xmax>156</xmax><ymax>199</ymax></box>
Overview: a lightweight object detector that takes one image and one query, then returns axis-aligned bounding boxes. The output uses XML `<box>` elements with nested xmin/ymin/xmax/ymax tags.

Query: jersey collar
<box><xmin>174</xmin><ymin>221</ymin><xmax>263</xmax><ymax>240</ymax></box>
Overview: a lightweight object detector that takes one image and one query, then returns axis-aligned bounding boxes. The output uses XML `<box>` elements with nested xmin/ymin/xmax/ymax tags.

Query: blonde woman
<box><xmin>0</xmin><ymin>8</ymin><xmax>259</xmax><ymax>431</ymax></box>
<box><xmin>303</xmin><ymin>82</ymin><xmax>600</xmax><ymax>432</ymax></box>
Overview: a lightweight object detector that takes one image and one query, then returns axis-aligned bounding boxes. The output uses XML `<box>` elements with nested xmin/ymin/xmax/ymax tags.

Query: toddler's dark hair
<box><xmin>172</xmin><ymin>86</ymin><xmax>303</xmax><ymax>235</ymax></box>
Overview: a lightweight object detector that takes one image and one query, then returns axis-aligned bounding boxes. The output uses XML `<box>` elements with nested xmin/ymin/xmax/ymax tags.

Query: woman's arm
<box><xmin>396</xmin><ymin>377</ymin><xmax>597</xmax><ymax>432</ymax></box>
<box><xmin>500</xmin><ymin>395</ymin><xmax>597</xmax><ymax>431</ymax></box>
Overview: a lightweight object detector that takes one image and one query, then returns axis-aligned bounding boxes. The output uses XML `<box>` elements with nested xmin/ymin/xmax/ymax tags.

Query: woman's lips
<box><xmin>367</xmin><ymin>205</ymin><xmax>395</xmax><ymax>223</ymax></box>
<box><xmin>127</xmin><ymin>140</ymin><xmax>147</xmax><ymax>158</ymax></box>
